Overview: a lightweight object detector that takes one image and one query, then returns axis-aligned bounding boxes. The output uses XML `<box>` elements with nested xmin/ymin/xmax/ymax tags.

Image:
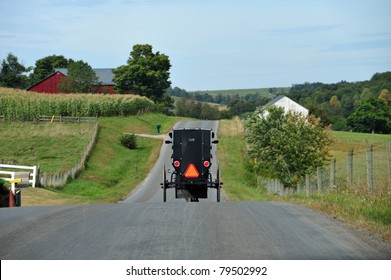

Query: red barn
<box><xmin>27</xmin><ymin>70</ymin><xmax>66</xmax><ymax>93</ymax></box>
<box><xmin>27</xmin><ymin>68</ymin><xmax>116</xmax><ymax>94</ymax></box>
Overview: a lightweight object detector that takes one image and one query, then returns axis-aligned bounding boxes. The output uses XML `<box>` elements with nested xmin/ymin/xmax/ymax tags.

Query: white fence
<box><xmin>0</xmin><ymin>164</ymin><xmax>38</xmax><ymax>193</ymax></box>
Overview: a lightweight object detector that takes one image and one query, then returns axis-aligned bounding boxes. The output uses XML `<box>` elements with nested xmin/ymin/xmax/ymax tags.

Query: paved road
<box><xmin>126</xmin><ymin>120</ymin><xmax>221</xmax><ymax>203</ymax></box>
<box><xmin>0</xmin><ymin>121</ymin><xmax>389</xmax><ymax>259</ymax></box>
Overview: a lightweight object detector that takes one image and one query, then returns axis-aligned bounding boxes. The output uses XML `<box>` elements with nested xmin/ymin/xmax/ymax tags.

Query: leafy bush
<box><xmin>120</xmin><ymin>133</ymin><xmax>137</xmax><ymax>149</ymax></box>
<box><xmin>244</xmin><ymin>106</ymin><xmax>334</xmax><ymax>188</ymax></box>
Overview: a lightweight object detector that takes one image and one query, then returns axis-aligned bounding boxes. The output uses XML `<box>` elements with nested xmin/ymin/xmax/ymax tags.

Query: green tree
<box><xmin>340</xmin><ymin>94</ymin><xmax>357</xmax><ymax>117</ymax></box>
<box><xmin>228</xmin><ymin>99</ymin><xmax>257</xmax><ymax>116</ymax></box>
<box><xmin>175</xmin><ymin>98</ymin><xmax>189</xmax><ymax>116</ymax></box>
<box><xmin>200</xmin><ymin>103</ymin><xmax>220</xmax><ymax>120</ymax></box>
<box><xmin>347</xmin><ymin>98</ymin><xmax>391</xmax><ymax>134</ymax></box>
<box><xmin>155</xmin><ymin>93</ymin><xmax>175</xmax><ymax>115</ymax></box>
<box><xmin>29</xmin><ymin>55</ymin><xmax>71</xmax><ymax>85</ymax></box>
<box><xmin>307</xmin><ymin>103</ymin><xmax>331</xmax><ymax>126</ymax></box>
<box><xmin>175</xmin><ymin>98</ymin><xmax>221</xmax><ymax>119</ymax></box>
<box><xmin>0</xmin><ymin>53</ymin><xmax>30</xmax><ymax>88</ymax></box>
<box><xmin>244</xmin><ymin>106</ymin><xmax>334</xmax><ymax>188</ymax></box>
<box><xmin>57</xmin><ymin>60</ymin><xmax>99</xmax><ymax>93</ymax></box>
<box><xmin>113</xmin><ymin>44</ymin><xmax>171</xmax><ymax>102</ymax></box>
<box><xmin>361</xmin><ymin>88</ymin><xmax>376</xmax><ymax>100</ymax></box>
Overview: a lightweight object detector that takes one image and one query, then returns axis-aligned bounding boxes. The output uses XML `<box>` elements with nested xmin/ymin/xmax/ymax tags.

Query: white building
<box><xmin>265</xmin><ymin>95</ymin><xmax>309</xmax><ymax>117</ymax></box>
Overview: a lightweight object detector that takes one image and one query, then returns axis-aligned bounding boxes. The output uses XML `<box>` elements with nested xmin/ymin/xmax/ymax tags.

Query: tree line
<box><xmin>0</xmin><ymin>45</ymin><xmax>173</xmax><ymax>108</ymax></box>
<box><xmin>287</xmin><ymin>73</ymin><xmax>391</xmax><ymax>133</ymax></box>
<box><xmin>167</xmin><ymin>86</ymin><xmax>277</xmax><ymax>105</ymax></box>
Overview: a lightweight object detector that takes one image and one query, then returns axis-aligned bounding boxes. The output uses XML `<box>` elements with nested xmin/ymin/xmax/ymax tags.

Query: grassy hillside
<box><xmin>0</xmin><ymin>121</ymin><xmax>95</xmax><ymax>174</ymax></box>
<box><xmin>56</xmin><ymin>114</ymin><xmax>178</xmax><ymax>202</ymax></box>
<box><xmin>6</xmin><ymin>113</ymin><xmax>185</xmax><ymax>205</ymax></box>
<box><xmin>191</xmin><ymin>87</ymin><xmax>290</xmax><ymax>97</ymax></box>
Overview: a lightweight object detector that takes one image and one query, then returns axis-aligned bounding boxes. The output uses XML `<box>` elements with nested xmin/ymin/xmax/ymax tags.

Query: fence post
<box><xmin>279</xmin><ymin>180</ymin><xmax>284</xmax><ymax>196</ymax></box>
<box><xmin>36</xmin><ymin>164</ymin><xmax>40</xmax><ymax>187</ymax></box>
<box><xmin>347</xmin><ymin>149</ymin><xmax>353</xmax><ymax>187</ymax></box>
<box><xmin>387</xmin><ymin>142</ymin><xmax>391</xmax><ymax>195</ymax></box>
<box><xmin>32</xmin><ymin>165</ymin><xmax>37</xmax><ymax>188</ymax></box>
<box><xmin>305</xmin><ymin>174</ymin><xmax>310</xmax><ymax>196</ymax></box>
<box><xmin>317</xmin><ymin>167</ymin><xmax>322</xmax><ymax>194</ymax></box>
<box><xmin>330</xmin><ymin>159</ymin><xmax>336</xmax><ymax>189</ymax></box>
<box><xmin>366</xmin><ymin>144</ymin><xmax>374</xmax><ymax>193</ymax></box>
<box><xmin>11</xmin><ymin>172</ymin><xmax>15</xmax><ymax>195</ymax></box>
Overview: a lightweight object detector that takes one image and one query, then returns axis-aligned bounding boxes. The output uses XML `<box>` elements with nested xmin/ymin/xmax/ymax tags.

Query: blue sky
<box><xmin>0</xmin><ymin>0</ymin><xmax>390</xmax><ymax>90</ymax></box>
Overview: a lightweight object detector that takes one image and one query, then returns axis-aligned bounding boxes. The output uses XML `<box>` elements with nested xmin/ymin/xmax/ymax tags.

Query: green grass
<box><xmin>330</xmin><ymin>131</ymin><xmax>391</xmax><ymax>190</ymax></box>
<box><xmin>286</xmin><ymin>188</ymin><xmax>391</xmax><ymax>241</ymax></box>
<box><xmin>315</xmin><ymin>131</ymin><xmax>391</xmax><ymax>241</ymax></box>
<box><xmin>330</xmin><ymin>130</ymin><xmax>391</xmax><ymax>161</ymax></box>
<box><xmin>218</xmin><ymin>118</ymin><xmax>391</xmax><ymax>241</ymax></box>
<box><xmin>59</xmin><ymin>136</ymin><xmax>160</xmax><ymax>201</ymax></box>
<box><xmin>0</xmin><ymin>121</ymin><xmax>95</xmax><ymax>174</ymax></box>
<box><xmin>218</xmin><ymin>118</ymin><xmax>272</xmax><ymax>201</ymax></box>
<box><xmin>46</xmin><ymin>113</ymin><xmax>183</xmax><ymax>203</ymax></box>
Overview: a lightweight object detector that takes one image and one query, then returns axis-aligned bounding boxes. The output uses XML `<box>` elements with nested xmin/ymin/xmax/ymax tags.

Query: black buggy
<box><xmin>162</xmin><ymin>128</ymin><xmax>222</xmax><ymax>202</ymax></box>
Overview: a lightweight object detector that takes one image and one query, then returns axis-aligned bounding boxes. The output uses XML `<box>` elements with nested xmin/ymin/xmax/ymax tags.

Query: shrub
<box><xmin>120</xmin><ymin>133</ymin><xmax>137</xmax><ymax>149</ymax></box>
<box><xmin>245</xmin><ymin>106</ymin><xmax>334</xmax><ymax>188</ymax></box>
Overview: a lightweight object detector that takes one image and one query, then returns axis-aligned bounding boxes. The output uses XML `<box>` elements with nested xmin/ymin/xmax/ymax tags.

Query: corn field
<box><xmin>0</xmin><ymin>87</ymin><xmax>154</xmax><ymax>121</ymax></box>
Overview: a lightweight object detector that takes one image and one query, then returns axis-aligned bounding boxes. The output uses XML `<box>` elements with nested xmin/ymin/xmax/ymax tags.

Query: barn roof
<box><xmin>26</xmin><ymin>70</ymin><xmax>67</xmax><ymax>91</ymax></box>
<box><xmin>56</xmin><ymin>68</ymin><xmax>115</xmax><ymax>85</ymax></box>
<box><xmin>267</xmin><ymin>95</ymin><xmax>285</xmax><ymax>105</ymax></box>
<box><xmin>263</xmin><ymin>95</ymin><xmax>309</xmax><ymax>116</ymax></box>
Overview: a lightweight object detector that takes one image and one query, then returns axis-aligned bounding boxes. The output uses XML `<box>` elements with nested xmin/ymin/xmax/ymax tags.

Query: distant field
<box><xmin>190</xmin><ymin>87</ymin><xmax>290</xmax><ymax>97</ymax></box>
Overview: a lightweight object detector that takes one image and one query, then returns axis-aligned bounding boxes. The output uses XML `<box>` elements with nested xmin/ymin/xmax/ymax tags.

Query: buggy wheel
<box><xmin>216</xmin><ymin>168</ymin><xmax>220</xmax><ymax>202</ymax></box>
<box><xmin>163</xmin><ymin>164</ymin><xmax>167</xmax><ymax>202</ymax></box>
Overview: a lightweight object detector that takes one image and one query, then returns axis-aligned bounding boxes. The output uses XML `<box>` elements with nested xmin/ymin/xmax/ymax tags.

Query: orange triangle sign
<box><xmin>184</xmin><ymin>163</ymin><xmax>200</xmax><ymax>178</ymax></box>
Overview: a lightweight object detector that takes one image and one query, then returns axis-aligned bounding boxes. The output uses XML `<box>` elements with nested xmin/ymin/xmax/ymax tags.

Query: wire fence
<box><xmin>261</xmin><ymin>142</ymin><xmax>391</xmax><ymax>196</ymax></box>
